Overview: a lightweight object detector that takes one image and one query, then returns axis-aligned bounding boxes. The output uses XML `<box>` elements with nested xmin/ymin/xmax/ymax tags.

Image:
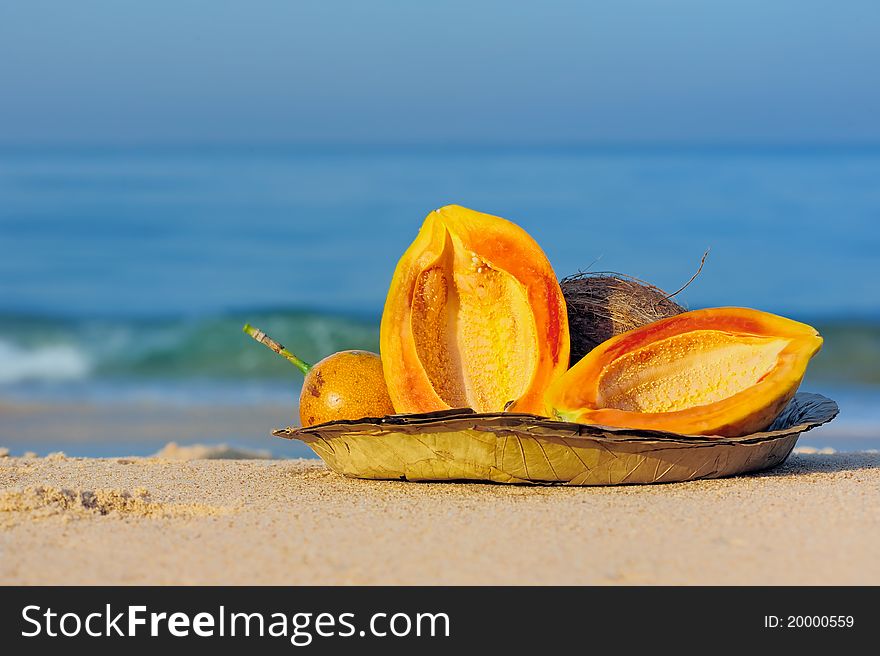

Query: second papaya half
<box><xmin>546</xmin><ymin>307</ymin><xmax>822</xmax><ymax>436</ymax></box>
<box><xmin>380</xmin><ymin>205</ymin><xmax>570</xmax><ymax>415</ymax></box>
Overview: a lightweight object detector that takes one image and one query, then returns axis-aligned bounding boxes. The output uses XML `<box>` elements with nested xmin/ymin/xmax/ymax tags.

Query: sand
<box><xmin>1</xmin><ymin>451</ymin><xmax>878</xmax><ymax>585</ymax></box>
<box><xmin>0</xmin><ymin>400</ymin><xmax>309</xmax><ymax>458</ymax></box>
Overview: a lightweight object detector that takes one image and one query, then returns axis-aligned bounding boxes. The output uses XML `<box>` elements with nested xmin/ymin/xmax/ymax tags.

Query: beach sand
<box><xmin>1</xmin><ymin>451</ymin><xmax>878</xmax><ymax>585</ymax></box>
<box><xmin>0</xmin><ymin>400</ymin><xmax>311</xmax><ymax>458</ymax></box>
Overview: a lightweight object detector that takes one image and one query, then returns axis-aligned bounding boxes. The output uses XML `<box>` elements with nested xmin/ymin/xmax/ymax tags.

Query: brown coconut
<box><xmin>561</xmin><ymin>273</ymin><xmax>685</xmax><ymax>366</ymax></box>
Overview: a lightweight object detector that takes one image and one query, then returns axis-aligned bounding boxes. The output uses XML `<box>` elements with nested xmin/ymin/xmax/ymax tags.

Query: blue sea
<box><xmin>1</xmin><ymin>144</ymin><xmax>878</xmax><ymax>455</ymax></box>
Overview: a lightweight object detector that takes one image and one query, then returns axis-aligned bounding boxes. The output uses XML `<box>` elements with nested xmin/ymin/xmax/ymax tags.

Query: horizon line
<box><xmin>1</xmin><ymin>305</ymin><xmax>879</xmax><ymax>325</ymax></box>
<box><xmin>2</xmin><ymin>139</ymin><xmax>880</xmax><ymax>153</ymax></box>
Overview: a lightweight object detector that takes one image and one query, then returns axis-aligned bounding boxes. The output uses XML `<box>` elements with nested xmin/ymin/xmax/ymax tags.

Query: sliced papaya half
<box><xmin>380</xmin><ymin>204</ymin><xmax>569</xmax><ymax>415</ymax></box>
<box><xmin>546</xmin><ymin>307</ymin><xmax>822</xmax><ymax>436</ymax></box>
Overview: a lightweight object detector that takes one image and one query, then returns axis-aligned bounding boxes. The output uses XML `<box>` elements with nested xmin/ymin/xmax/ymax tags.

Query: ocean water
<box><xmin>1</xmin><ymin>144</ymin><xmax>878</xmax><ymax>454</ymax></box>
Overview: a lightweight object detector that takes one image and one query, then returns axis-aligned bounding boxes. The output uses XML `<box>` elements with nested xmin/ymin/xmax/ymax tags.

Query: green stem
<box><xmin>242</xmin><ymin>323</ymin><xmax>312</xmax><ymax>375</ymax></box>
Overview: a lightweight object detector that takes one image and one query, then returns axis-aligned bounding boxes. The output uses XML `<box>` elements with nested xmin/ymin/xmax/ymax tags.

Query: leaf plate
<box><xmin>273</xmin><ymin>392</ymin><xmax>838</xmax><ymax>485</ymax></box>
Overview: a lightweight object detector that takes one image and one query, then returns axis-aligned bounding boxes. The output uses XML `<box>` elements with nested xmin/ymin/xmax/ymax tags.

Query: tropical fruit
<box><xmin>561</xmin><ymin>272</ymin><xmax>685</xmax><ymax>364</ymax></box>
<box><xmin>380</xmin><ymin>204</ymin><xmax>569</xmax><ymax>414</ymax></box>
<box><xmin>546</xmin><ymin>307</ymin><xmax>822</xmax><ymax>436</ymax></box>
<box><xmin>297</xmin><ymin>350</ymin><xmax>395</xmax><ymax>427</ymax></box>
<box><xmin>243</xmin><ymin>325</ymin><xmax>395</xmax><ymax>427</ymax></box>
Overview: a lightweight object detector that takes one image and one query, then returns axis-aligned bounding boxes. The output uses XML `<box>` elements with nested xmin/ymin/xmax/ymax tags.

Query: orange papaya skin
<box><xmin>380</xmin><ymin>205</ymin><xmax>569</xmax><ymax>415</ymax></box>
<box><xmin>546</xmin><ymin>307</ymin><xmax>822</xmax><ymax>437</ymax></box>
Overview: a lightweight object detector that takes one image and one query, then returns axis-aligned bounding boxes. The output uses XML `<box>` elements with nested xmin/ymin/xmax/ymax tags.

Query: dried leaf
<box><xmin>273</xmin><ymin>393</ymin><xmax>838</xmax><ymax>486</ymax></box>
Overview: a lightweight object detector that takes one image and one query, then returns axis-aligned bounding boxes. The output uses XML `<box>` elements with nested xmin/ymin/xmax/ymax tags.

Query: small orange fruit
<box><xmin>298</xmin><ymin>350</ymin><xmax>394</xmax><ymax>427</ymax></box>
<box><xmin>243</xmin><ymin>324</ymin><xmax>395</xmax><ymax>427</ymax></box>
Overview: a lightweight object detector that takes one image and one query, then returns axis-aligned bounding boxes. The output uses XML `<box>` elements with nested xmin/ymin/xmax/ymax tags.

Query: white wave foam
<box><xmin>0</xmin><ymin>340</ymin><xmax>91</xmax><ymax>383</ymax></box>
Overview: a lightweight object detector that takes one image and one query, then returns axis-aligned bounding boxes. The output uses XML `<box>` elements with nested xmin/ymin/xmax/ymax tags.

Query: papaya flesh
<box><xmin>546</xmin><ymin>307</ymin><xmax>822</xmax><ymax>436</ymax></box>
<box><xmin>380</xmin><ymin>205</ymin><xmax>569</xmax><ymax>415</ymax></box>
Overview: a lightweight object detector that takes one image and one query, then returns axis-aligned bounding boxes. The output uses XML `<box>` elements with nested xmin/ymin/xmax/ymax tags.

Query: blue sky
<box><xmin>1</xmin><ymin>1</ymin><xmax>878</xmax><ymax>143</ymax></box>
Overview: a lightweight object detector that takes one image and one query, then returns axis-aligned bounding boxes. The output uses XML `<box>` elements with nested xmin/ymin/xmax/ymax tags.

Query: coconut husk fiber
<box><xmin>561</xmin><ymin>273</ymin><xmax>685</xmax><ymax>365</ymax></box>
